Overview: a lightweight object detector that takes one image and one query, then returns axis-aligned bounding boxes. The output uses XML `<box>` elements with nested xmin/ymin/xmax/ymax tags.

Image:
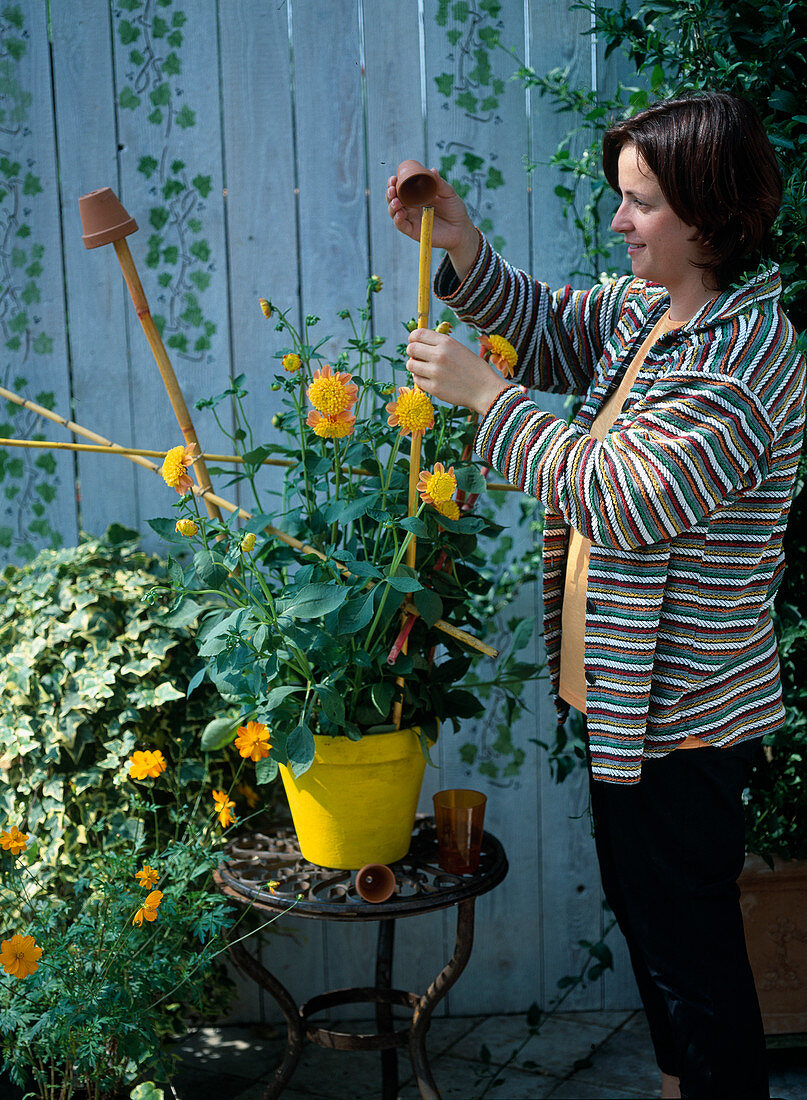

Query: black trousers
<box><xmin>588</xmin><ymin>737</ymin><xmax>769</xmax><ymax>1099</ymax></box>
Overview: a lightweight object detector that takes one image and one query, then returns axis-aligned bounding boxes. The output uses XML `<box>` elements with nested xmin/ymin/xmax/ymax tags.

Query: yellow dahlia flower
<box><xmin>435</xmin><ymin>498</ymin><xmax>461</xmax><ymax>521</ymax></box>
<box><xmin>386</xmin><ymin>386</ymin><xmax>434</xmax><ymax>435</ymax></box>
<box><xmin>479</xmin><ymin>333</ymin><xmax>518</xmax><ymax>378</ymax></box>
<box><xmin>282</xmin><ymin>352</ymin><xmax>302</xmax><ymax>373</ymax></box>
<box><xmin>175</xmin><ymin>519</ymin><xmax>198</xmax><ymax>537</ymax></box>
<box><xmin>161</xmin><ymin>443</ymin><xmax>196</xmax><ymax>494</ymax></box>
<box><xmin>307</xmin><ymin>364</ymin><xmax>358</xmax><ymax>415</ymax></box>
<box><xmin>306</xmin><ymin>409</ymin><xmax>356</xmax><ymax>439</ymax></box>
<box><xmin>417</xmin><ymin>462</ymin><xmax>457</xmax><ymax>506</ymax></box>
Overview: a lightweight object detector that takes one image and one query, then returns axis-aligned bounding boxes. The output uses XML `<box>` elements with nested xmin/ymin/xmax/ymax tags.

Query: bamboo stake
<box><xmin>0</xmin><ymin>437</ymin><xmax>519</xmax><ymax>491</ymax></box>
<box><xmin>111</xmin><ymin>237</ymin><xmax>222</xmax><ymax>522</ymax></box>
<box><xmin>0</xmin><ymin>387</ymin><xmax>495</xmax><ymax>657</ymax></box>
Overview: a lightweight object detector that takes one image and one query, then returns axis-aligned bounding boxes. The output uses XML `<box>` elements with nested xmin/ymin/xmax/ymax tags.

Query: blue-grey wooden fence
<box><xmin>0</xmin><ymin>0</ymin><xmax>641</xmax><ymax>1018</ymax></box>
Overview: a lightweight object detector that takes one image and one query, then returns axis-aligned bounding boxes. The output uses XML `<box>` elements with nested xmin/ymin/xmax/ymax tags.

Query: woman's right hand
<box><xmin>386</xmin><ymin>168</ymin><xmax>479</xmax><ymax>282</ymax></box>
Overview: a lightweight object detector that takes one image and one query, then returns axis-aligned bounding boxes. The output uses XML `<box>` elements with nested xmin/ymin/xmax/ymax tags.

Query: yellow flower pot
<box><xmin>278</xmin><ymin>728</ymin><xmax>428</xmax><ymax>870</ymax></box>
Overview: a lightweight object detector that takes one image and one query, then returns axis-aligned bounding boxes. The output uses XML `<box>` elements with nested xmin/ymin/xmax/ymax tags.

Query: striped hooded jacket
<box><xmin>435</xmin><ymin>234</ymin><xmax>806</xmax><ymax>783</ymax></box>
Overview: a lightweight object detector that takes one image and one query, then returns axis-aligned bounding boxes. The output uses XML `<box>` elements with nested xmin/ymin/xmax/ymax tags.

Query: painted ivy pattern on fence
<box><xmin>433</xmin><ymin>0</ymin><xmax>507</xmax><ymax>253</ymax></box>
<box><xmin>114</xmin><ymin>0</ymin><xmax>216</xmax><ymax>359</ymax></box>
<box><xmin>0</xmin><ymin>4</ymin><xmax>62</xmax><ymax>563</ymax></box>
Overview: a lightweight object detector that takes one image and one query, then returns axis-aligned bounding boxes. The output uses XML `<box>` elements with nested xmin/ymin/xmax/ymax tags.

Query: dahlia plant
<box><xmin>149</xmin><ymin>279</ymin><xmax>536</xmax><ymax>781</ymax></box>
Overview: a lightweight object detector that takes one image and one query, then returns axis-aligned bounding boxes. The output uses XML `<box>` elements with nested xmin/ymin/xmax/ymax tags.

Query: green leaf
<box><xmin>138</xmin><ymin>155</ymin><xmax>159</xmax><ymax>178</ymax></box>
<box><xmin>399</xmin><ymin>516</ymin><xmax>429</xmax><ymax>538</ymax></box>
<box><xmin>337</xmin><ymin>587</ymin><xmax>377</xmax><ymax>634</ymax></box>
<box><xmin>260</xmin><ymin>685</ymin><xmax>306</xmax><ymax>713</ymax></box>
<box><xmin>413</xmin><ymin>587</ymin><xmax>443</xmax><ymax>627</ymax></box>
<box><xmin>435</xmin><ymin>73</ymin><xmax>455</xmax><ymax>97</ymax></box>
<box><xmin>193</xmin><ymin>174</ymin><xmax>212</xmax><ymax>197</ymax></box>
<box><xmin>194</xmin><ymin>549</ymin><xmax>229</xmax><ymax>588</ymax></box>
<box><xmin>147</xmin><ymin>516</ymin><xmax>187</xmax><ymax>544</ymax></box>
<box><xmin>119</xmin><ymin>86</ymin><xmax>141</xmax><ymax>110</ymax></box>
<box><xmin>200</xmin><ymin>715</ymin><xmax>239</xmax><ymax>751</ymax></box>
<box><xmin>454</xmin><ymin>465</ymin><xmax>486</xmax><ymax>494</ymax></box>
<box><xmin>282</xmin><ymin>583</ymin><xmax>348</xmax><ymax>620</ymax></box>
<box><xmin>287</xmin><ymin>722</ymin><xmax>315</xmax><ymax>777</ymax></box>
<box><xmin>315</xmin><ymin>683</ymin><xmax>345</xmax><ymax>725</ymax></box>
<box><xmin>255</xmin><ymin>756</ymin><xmax>278</xmax><ymax>785</ymax></box>
<box><xmin>130</xmin><ymin>1083</ymin><xmax>164</xmax><ymax>1100</ymax></box>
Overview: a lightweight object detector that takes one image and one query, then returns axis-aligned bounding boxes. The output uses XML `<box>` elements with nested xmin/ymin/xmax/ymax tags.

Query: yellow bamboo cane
<box><xmin>0</xmin><ymin>436</ymin><xmax>519</xmax><ymax>491</ymax></box>
<box><xmin>111</xmin><ymin>238</ymin><xmax>222</xmax><ymax>522</ymax></box>
<box><xmin>0</xmin><ymin>387</ymin><xmax>496</xmax><ymax>657</ymax></box>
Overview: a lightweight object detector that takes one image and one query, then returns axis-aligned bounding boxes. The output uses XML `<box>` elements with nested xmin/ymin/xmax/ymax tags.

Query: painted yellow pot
<box><xmin>278</xmin><ymin>727</ymin><xmax>428</xmax><ymax>870</ymax></box>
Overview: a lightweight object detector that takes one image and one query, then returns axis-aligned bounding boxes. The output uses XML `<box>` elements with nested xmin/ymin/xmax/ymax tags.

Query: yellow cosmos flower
<box><xmin>307</xmin><ymin>364</ymin><xmax>359</xmax><ymax>415</ymax></box>
<box><xmin>0</xmin><ymin>933</ymin><xmax>42</xmax><ymax>979</ymax></box>
<box><xmin>479</xmin><ymin>334</ymin><xmax>518</xmax><ymax>378</ymax></box>
<box><xmin>0</xmin><ymin>826</ymin><xmax>29</xmax><ymax>856</ymax></box>
<box><xmin>282</xmin><ymin>352</ymin><xmax>302</xmax><ymax>373</ymax></box>
<box><xmin>435</xmin><ymin>498</ymin><xmax>461</xmax><ymax>521</ymax></box>
<box><xmin>238</xmin><ymin>781</ymin><xmax>260</xmax><ymax>809</ymax></box>
<box><xmin>435</xmin><ymin>320</ymin><xmax>453</xmax><ymax>334</ymax></box>
<box><xmin>417</xmin><ymin>462</ymin><xmax>457</xmax><ymax>506</ymax></box>
<box><xmin>135</xmin><ymin>864</ymin><xmax>160</xmax><ymax>889</ymax></box>
<box><xmin>241</xmin><ymin>532</ymin><xmax>256</xmax><ymax>553</ymax></box>
<box><xmin>161</xmin><ymin>443</ymin><xmax>197</xmax><ymax>495</ymax></box>
<box><xmin>132</xmin><ymin>890</ymin><xmax>163</xmax><ymax>927</ymax></box>
<box><xmin>306</xmin><ymin>409</ymin><xmax>356</xmax><ymax>439</ymax></box>
<box><xmin>212</xmin><ymin>789</ymin><xmax>237</xmax><ymax>828</ymax></box>
<box><xmin>259</xmin><ymin>298</ymin><xmax>273</xmax><ymax>318</ymax></box>
<box><xmin>234</xmin><ymin>720</ymin><xmax>272</xmax><ymax>762</ymax></box>
<box><xmin>128</xmin><ymin>750</ymin><xmax>167</xmax><ymax>781</ymax></box>
<box><xmin>386</xmin><ymin>386</ymin><xmax>434</xmax><ymax>435</ymax></box>
<box><xmin>175</xmin><ymin>518</ymin><xmax>198</xmax><ymax>537</ymax></box>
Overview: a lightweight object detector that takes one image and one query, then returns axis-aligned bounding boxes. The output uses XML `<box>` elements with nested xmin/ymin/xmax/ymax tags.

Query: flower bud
<box><xmin>175</xmin><ymin>519</ymin><xmax>198</xmax><ymax>537</ymax></box>
<box><xmin>241</xmin><ymin>532</ymin><xmax>256</xmax><ymax>553</ymax></box>
<box><xmin>435</xmin><ymin>320</ymin><xmax>453</xmax><ymax>334</ymax></box>
<box><xmin>368</xmin><ymin>274</ymin><xmax>383</xmax><ymax>293</ymax></box>
<box><xmin>259</xmin><ymin>298</ymin><xmax>273</xmax><ymax>318</ymax></box>
<box><xmin>405</xmin><ymin>318</ymin><xmax>418</xmax><ymax>333</ymax></box>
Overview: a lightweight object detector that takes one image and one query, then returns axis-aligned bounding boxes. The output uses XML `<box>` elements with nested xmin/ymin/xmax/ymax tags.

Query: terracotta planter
<box><xmin>395</xmin><ymin>159</ymin><xmax>438</xmax><ymax>208</ymax></box>
<box><xmin>278</xmin><ymin>728</ymin><xmax>429</xmax><ymax>870</ymax></box>
<box><xmin>739</xmin><ymin>853</ymin><xmax>807</xmax><ymax>1033</ymax></box>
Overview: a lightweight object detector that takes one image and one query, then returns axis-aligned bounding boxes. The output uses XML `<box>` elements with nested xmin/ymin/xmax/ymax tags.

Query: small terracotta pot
<box><xmin>355</xmin><ymin>863</ymin><xmax>396</xmax><ymax>903</ymax></box>
<box><xmin>396</xmin><ymin>159</ymin><xmax>438</xmax><ymax>208</ymax></box>
<box><xmin>78</xmin><ymin>187</ymin><xmax>138</xmax><ymax>249</ymax></box>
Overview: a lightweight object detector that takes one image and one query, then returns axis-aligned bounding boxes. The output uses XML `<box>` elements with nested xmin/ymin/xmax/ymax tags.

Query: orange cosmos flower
<box><xmin>479</xmin><ymin>334</ymin><xmax>518</xmax><ymax>378</ymax></box>
<box><xmin>417</xmin><ymin>462</ymin><xmax>457</xmax><ymax>507</ymax></box>
<box><xmin>306</xmin><ymin>409</ymin><xmax>356</xmax><ymax>439</ymax></box>
<box><xmin>386</xmin><ymin>386</ymin><xmax>434</xmax><ymax>435</ymax></box>
<box><xmin>0</xmin><ymin>933</ymin><xmax>42</xmax><ymax>979</ymax></box>
<box><xmin>307</xmin><ymin>364</ymin><xmax>358</xmax><ymax>415</ymax></box>
<box><xmin>0</xmin><ymin>826</ymin><xmax>29</xmax><ymax>857</ymax></box>
<box><xmin>212</xmin><ymin>789</ymin><xmax>237</xmax><ymax>828</ymax></box>
<box><xmin>135</xmin><ymin>864</ymin><xmax>160</xmax><ymax>889</ymax></box>
<box><xmin>238</xmin><ymin>781</ymin><xmax>260</xmax><ymax>809</ymax></box>
<box><xmin>128</xmin><ymin>750</ymin><xmax>168</xmax><ymax>780</ymax></box>
<box><xmin>234</xmin><ymin>720</ymin><xmax>272</xmax><ymax>762</ymax></box>
<box><xmin>132</xmin><ymin>890</ymin><xmax>163</xmax><ymax>927</ymax></box>
<box><xmin>161</xmin><ymin>443</ymin><xmax>197</xmax><ymax>494</ymax></box>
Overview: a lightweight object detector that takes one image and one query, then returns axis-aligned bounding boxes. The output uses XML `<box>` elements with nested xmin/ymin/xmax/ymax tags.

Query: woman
<box><xmin>387</xmin><ymin>91</ymin><xmax>805</xmax><ymax>1099</ymax></box>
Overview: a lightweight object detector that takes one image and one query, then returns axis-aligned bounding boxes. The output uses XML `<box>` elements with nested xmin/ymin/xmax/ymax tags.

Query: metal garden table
<box><xmin>214</xmin><ymin>815</ymin><xmax>508</xmax><ymax>1100</ymax></box>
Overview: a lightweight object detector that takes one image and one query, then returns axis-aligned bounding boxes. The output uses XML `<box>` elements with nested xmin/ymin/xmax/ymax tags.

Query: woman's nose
<box><xmin>611</xmin><ymin>201</ymin><xmax>631</xmax><ymax>233</ymax></box>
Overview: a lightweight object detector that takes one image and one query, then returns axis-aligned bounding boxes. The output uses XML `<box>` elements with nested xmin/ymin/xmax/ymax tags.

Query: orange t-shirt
<box><xmin>558</xmin><ymin>310</ymin><xmax>706</xmax><ymax>749</ymax></box>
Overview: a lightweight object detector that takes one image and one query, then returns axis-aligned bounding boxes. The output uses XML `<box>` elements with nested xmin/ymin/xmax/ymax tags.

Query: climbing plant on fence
<box><xmin>114</xmin><ymin>0</ymin><xmax>217</xmax><ymax>359</ymax></box>
<box><xmin>0</xmin><ymin>4</ymin><xmax>63</xmax><ymax>562</ymax></box>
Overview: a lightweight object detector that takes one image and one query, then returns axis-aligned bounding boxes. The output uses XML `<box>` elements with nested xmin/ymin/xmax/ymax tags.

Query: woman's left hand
<box><xmin>406</xmin><ymin>330</ymin><xmax>511</xmax><ymax>415</ymax></box>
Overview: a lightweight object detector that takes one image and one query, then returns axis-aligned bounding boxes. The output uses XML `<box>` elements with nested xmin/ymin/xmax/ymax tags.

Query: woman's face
<box><xmin>611</xmin><ymin>144</ymin><xmax>712</xmax><ymax>295</ymax></box>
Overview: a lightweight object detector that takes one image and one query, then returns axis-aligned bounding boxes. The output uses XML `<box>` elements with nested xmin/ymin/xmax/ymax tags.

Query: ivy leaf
<box><xmin>119</xmin><ymin>87</ymin><xmax>141</xmax><ymax>110</ymax></box>
<box><xmin>192</xmin><ymin>174</ymin><xmax>212</xmax><ymax>197</ymax></box>
<box><xmin>176</xmin><ymin>105</ymin><xmax>196</xmax><ymax>129</ymax></box>
<box><xmin>138</xmin><ymin>155</ymin><xmax>159</xmax><ymax>179</ymax></box>
<box><xmin>435</xmin><ymin>73</ymin><xmax>455</xmax><ymax>98</ymax></box>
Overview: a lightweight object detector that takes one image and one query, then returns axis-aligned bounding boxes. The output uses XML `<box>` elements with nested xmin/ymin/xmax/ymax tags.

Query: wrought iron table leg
<box><xmin>409</xmin><ymin>898</ymin><xmax>476</xmax><ymax>1100</ymax></box>
<box><xmin>375</xmin><ymin>919</ymin><xmax>398</xmax><ymax>1100</ymax></box>
<box><xmin>226</xmin><ymin>933</ymin><xmax>304</xmax><ymax>1100</ymax></box>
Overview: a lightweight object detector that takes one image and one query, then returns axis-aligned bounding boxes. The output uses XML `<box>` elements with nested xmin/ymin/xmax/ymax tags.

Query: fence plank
<box><xmin>218</xmin><ymin>0</ymin><xmax>299</xmax><ymax>513</ymax></box>
<box><xmin>0</xmin><ymin>1</ymin><xmax>78</xmax><ymax>565</ymax></box>
<box><xmin>291</xmin><ymin>0</ymin><xmax>370</xmax><ymax>364</ymax></box>
<box><xmin>106</xmin><ymin>0</ymin><xmax>234</xmax><ymax>549</ymax></box>
<box><xmin>49</xmin><ymin>0</ymin><xmax>140</xmax><ymax>541</ymax></box>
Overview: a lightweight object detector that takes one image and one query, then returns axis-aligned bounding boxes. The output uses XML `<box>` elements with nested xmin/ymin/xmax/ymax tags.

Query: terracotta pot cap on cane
<box><xmin>355</xmin><ymin>863</ymin><xmax>396</xmax><ymax>904</ymax></box>
<box><xmin>396</xmin><ymin>159</ymin><xmax>438</xmax><ymax>208</ymax></box>
<box><xmin>78</xmin><ymin>187</ymin><xmax>138</xmax><ymax>249</ymax></box>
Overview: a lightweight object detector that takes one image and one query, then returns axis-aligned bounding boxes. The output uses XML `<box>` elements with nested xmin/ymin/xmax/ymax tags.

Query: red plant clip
<box><xmin>387</xmin><ymin>610</ymin><xmax>418</xmax><ymax>665</ymax></box>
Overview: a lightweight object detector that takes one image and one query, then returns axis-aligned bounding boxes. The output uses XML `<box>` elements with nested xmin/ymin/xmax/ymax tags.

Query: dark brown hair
<box><xmin>602</xmin><ymin>92</ymin><xmax>782</xmax><ymax>288</ymax></box>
